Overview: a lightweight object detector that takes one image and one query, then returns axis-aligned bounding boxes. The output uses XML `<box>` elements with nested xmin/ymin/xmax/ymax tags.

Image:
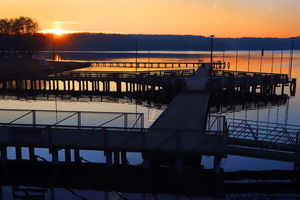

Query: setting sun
<box><xmin>40</xmin><ymin>21</ymin><xmax>76</xmax><ymax>35</ymax></box>
<box><xmin>40</xmin><ymin>28</ymin><xmax>74</xmax><ymax>35</ymax></box>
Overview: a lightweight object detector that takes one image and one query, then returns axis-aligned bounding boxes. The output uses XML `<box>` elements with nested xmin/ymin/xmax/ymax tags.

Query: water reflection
<box><xmin>1</xmin><ymin>162</ymin><xmax>299</xmax><ymax>200</ymax></box>
<box><xmin>1</xmin><ymin>51</ymin><xmax>300</xmax><ymax>199</ymax></box>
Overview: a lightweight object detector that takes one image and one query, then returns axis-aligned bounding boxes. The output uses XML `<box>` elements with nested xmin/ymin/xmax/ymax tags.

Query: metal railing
<box><xmin>227</xmin><ymin>118</ymin><xmax>300</xmax><ymax>146</ymax></box>
<box><xmin>0</xmin><ymin>109</ymin><xmax>144</xmax><ymax>129</ymax></box>
<box><xmin>206</xmin><ymin>114</ymin><xmax>227</xmax><ymax>134</ymax></box>
<box><xmin>49</xmin><ymin>69</ymin><xmax>196</xmax><ymax>79</ymax></box>
<box><xmin>91</xmin><ymin>61</ymin><xmax>201</xmax><ymax>69</ymax></box>
<box><xmin>212</xmin><ymin>70</ymin><xmax>289</xmax><ymax>84</ymax></box>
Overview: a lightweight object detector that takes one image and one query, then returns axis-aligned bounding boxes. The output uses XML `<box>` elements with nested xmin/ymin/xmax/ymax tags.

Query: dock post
<box><xmin>14</xmin><ymin>80</ymin><xmax>18</xmax><ymax>90</ymax></box>
<box><xmin>74</xmin><ymin>148</ymin><xmax>80</xmax><ymax>163</ymax></box>
<box><xmin>290</xmin><ymin>78</ymin><xmax>296</xmax><ymax>96</ymax></box>
<box><xmin>2</xmin><ymin>80</ymin><xmax>6</xmax><ymax>90</ymax></box>
<box><xmin>51</xmin><ymin>148</ymin><xmax>58</xmax><ymax>165</ymax></box>
<box><xmin>281</xmin><ymin>83</ymin><xmax>285</xmax><ymax>95</ymax></box>
<box><xmin>68</xmin><ymin>80</ymin><xmax>70</xmax><ymax>91</ymax></box>
<box><xmin>15</xmin><ymin>146</ymin><xmax>22</xmax><ymax>160</ymax></box>
<box><xmin>213</xmin><ymin>156</ymin><xmax>221</xmax><ymax>174</ymax></box>
<box><xmin>252</xmin><ymin>85</ymin><xmax>256</xmax><ymax>94</ymax></box>
<box><xmin>176</xmin><ymin>155</ymin><xmax>184</xmax><ymax>172</ymax></box>
<box><xmin>82</xmin><ymin>80</ymin><xmax>85</xmax><ymax>91</ymax></box>
<box><xmin>1</xmin><ymin>146</ymin><xmax>8</xmax><ymax>176</ymax></box>
<box><xmin>86</xmin><ymin>80</ymin><xmax>89</xmax><ymax>91</ymax></box>
<box><xmin>63</xmin><ymin>80</ymin><xmax>66</xmax><ymax>91</ymax></box>
<box><xmin>114</xmin><ymin>151</ymin><xmax>120</xmax><ymax>165</ymax></box>
<box><xmin>1</xmin><ymin>147</ymin><xmax>7</xmax><ymax>162</ymax></box>
<box><xmin>51</xmin><ymin>147</ymin><xmax>59</xmax><ymax>178</ymax></box>
<box><xmin>143</xmin><ymin>153</ymin><xmax>150</xmax><ymax>170</ymax></box>
<box><xmin>105</xmin><ymin>151</ymin><xmax>112</xmax><ymax>167</ymax></box>
<box><xmin>52</xmin><ymin>80</ymin><xmax>55</xmax><ymax>91</ymax></box>
<box><xmin>49</xmin><ymin>80</ymin><xmax>52</xmax><ymax>91</ymax></box>
<box><xmin>38</xmin><ymin>80</ymin><xmax>41</xmax><ymax>90</ymax></box>
<box><xmin>92</xmin><ymin>81</ymin><xmax>95</xmax><ymax>92</ymax></box>
<box><xmin>29</xmin><ymin>147</ymin><xmax>36</xmax><ymax>161</ymax></box>
<box><xmin>24</xmin><ymin>80</ymin><xmax>28</xmax><ymax>90</ymax></box>
<box><xmin>72</xmin><ymin>80</ymin><xmax>75</xmax><ymax>91</ymax></box>
<box><xmin>121</xmin><ymin>151</ymin><xmax>128</xmax><ymax>165</ymax></box>
<box><xmin>43</xmin><ymin>80</ymin><xmax>47</xmax><ymax>91</ymax></box>
<box><xmin>30</xmin><ymin>79</ymin><xmax>34</xmax><ymax>90</ymax></box>
<box><xmin>97</xmin><ymin>80</ymin><xmax>100</xmax><ymax>91</ymax></box>
<box><xmin>116</xmin><ymin>81</ymin><xmax>121</xmax><ymax>94</ymax></box>
<box><xmin>65</xmin><ymin>148</ymin><xmax>71</xmax><ymax>162</ymax></box>
<box><xmin>94</xmin><ymin>81</ymin><xmax>97</xmax><ymax>91</ymax></box>
<box><xmin>79</xmin><ymin>81</ymin><xmax>82</xmax><ymax>91</ymax></box>
<box><xmin>56</xmin><ymin>80</ymin><xmax>59</xmax><ymax>91</ymax></box>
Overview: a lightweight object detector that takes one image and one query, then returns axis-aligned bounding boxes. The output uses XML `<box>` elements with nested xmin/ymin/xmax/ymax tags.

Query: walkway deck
<box><xmin>150</xmin><ymin>93</ymin><xmax>209</xmax><ymax>132</ymax></box>
<box><xmin>150</xmin><ymin>64</ymin><xmax>211</xmax><ymax>133</ymax></box>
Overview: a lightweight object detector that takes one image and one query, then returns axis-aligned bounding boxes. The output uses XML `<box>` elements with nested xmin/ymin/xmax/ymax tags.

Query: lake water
<box><xmin>1</xmin><ymin>50</ymin><xmax>300</xmax><ymax>199</ymax></box>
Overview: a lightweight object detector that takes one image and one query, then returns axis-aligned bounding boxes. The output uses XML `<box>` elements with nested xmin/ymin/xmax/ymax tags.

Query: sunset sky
<box><xmin>1</xmin><ymin>0</ymin><xmax>299</xmax><ymax>38</ymax></box>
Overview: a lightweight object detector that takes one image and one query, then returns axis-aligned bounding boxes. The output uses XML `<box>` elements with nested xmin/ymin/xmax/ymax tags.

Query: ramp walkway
<box><xmin>150</xmin><ymin>64</ymin><xmax>211</xmax><ymax>133</ymax></box>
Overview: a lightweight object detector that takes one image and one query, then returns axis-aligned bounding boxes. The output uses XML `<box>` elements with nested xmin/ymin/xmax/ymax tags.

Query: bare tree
<box><xmin>0</xmin><ymin>19</ymin><xmax>10</xmax><ymax>34</ymax></box>
<box><xmin>11</xmin><ymin>16</ymin><xmax>39</xmax><ymax>34</ymax></box>
<box><xmin>0</xmin><ymin>16</ymin><xmax>39</xmax><ymax>35</ymax></box>
<box><xmin>0</xmin><ymin>16</ymin><xmax>42</xmax><ymax>59</ymax></box>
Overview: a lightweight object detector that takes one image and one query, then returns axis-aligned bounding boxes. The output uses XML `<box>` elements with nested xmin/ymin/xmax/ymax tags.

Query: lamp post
<box><xmin>289</xmin><ymin>37</ymin><xmax>296</xmax><ymax>80</ymax></box>
<box><xmin>210</xmin><ymin>35</ymin><xmax>214</xmax><ymax>68</ymax></box>
<box><xmin>135</xmin><ymin>38</ymin><xmax>139</xmax><ymax>72</ymax></box>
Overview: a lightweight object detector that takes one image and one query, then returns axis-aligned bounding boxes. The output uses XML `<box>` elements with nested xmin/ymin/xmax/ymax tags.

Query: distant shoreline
<box><xmin>40</xmin><ymin>33</ymin><xmax>300</xmax><ymax>51</ymax></box>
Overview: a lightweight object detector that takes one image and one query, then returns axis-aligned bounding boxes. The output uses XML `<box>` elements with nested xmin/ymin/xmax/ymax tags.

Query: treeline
<box><xmin>0</xmin><ymin>16</ymin><xmax>299</xmax><ymax>54</ymax></box>
<box><xmin>0</xmin><ymin>16</ymin><xmax>45</xmax><ymax>59</ymax></box>
<box><xmin>50</xmin><ymin>33</ymin><xmax>300</xmax><ymax>51</ymax></box>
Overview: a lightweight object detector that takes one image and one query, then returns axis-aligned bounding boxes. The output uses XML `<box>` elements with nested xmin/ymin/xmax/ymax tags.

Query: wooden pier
<box><xmin>0</xmin><ymin>62</ymin><xmax>298</xmax><ymax>173</ymax></box>
<box><xmin>0</xmin><ymin>66</ymin><xmax>296</xmax><ymax>97</ymax></box>
<box><xmin>91</xmin><ymin>61</ymin><xmax>201</xmax><ymax>68</ymax></box>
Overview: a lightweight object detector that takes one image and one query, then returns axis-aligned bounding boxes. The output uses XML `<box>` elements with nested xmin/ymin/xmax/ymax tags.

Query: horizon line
<box><xmin>38</xmin><ymin>31</ymin><xmax>299</xmax><ymax>39</ymax></box>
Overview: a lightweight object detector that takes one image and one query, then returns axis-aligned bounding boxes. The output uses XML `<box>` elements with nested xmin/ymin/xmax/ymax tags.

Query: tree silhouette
<box><xmin>0</xmin><ymin>16</ymin><xmax>42</xmax><ymax>59</ymax></box>
<box><xmin>0</xmin><ymin>16</ymin><xmax>39</xmax><ymax>34</ymax></box>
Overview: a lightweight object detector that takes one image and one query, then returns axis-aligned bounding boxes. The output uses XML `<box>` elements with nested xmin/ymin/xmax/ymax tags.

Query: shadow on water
<box><xmin>0</xmin><ymin>90</ymin><xmax>289</xmax><ymax>113</ymax></box>
<box><xmin>0</xmin><ymin>161</ymin><xmax>300</xmax><ymax>200</ymax></box>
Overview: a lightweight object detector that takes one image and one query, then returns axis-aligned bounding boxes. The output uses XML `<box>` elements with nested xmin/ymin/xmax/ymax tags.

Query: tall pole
<box><xmin>135</xmin><ymin>38</ymin><xmax>139</xmax><ymax>72</ymax></box>
<box><xmin>260</xmin><ymin>48</ymin><xmax>264</xmax><ymax>73</ymax></box>
<box><xmin>289</xmin><ymin>37</ymin><xmax>295</xmax><ymax>80</ymax></box>
<box><xmin>280</xmin><ymin>50</ymin><xmax>283</xmax><ymax>75</ymax></box>
<box><xmin>247</xmin><ymin>49</ymin><xmax>251</xmax><ymax>72</ymax></box>
<box><xmin>223</xmin><ymin>50</ymin><xmax>225</xmax><ymax>63</ymax></box>
<box><xmin>235</xmin><ymin>50</ymin><xmax>239</xmax><ymax>72</ymax></box>
<box><xmin>271</xmin><ymin>50</ymin><xmax>274</xmax><ymax>73</ymax></box>
<box><xmin>210</xmin><ymin>35</ymin><xmax>214</xmax><ymax>67</ymax></box>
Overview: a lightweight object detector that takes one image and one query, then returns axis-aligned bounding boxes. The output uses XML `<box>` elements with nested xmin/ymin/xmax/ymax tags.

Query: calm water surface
<box><xmin>1</xmin><ymin>50</ymin><xmax>300</xmax><ymax>199</ymax></box>
<box><xmin>3</xmin><ymin>50</ymin><xmax>300</xmax><ymax>171</ymax></box>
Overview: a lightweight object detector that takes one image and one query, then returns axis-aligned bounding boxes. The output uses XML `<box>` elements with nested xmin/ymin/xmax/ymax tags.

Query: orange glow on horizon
<box><xmin>40</xmin><ymin>28</ymin><xmax>76</xmax><ymax>35</ymax></box>
<box><xmin>1</xmin><ymin>0</ymin><xmax>299</xmax><ymax>38</ymax></box>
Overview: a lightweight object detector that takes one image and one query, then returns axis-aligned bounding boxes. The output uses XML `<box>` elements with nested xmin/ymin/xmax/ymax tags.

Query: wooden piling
<box><xmin>74</xmin><ymin>148</ymin><xmax>80</xmax><ymax>163</ymax></box>
<box><xmin>65</xmin><ymin>148</ymin><xmax>71</xmax><ymax>162</ymax></box>
<box><xmin>15</xmin><ymin>146</ymin><xmax>22</xmax><ymax>160</ymax></box>
<box><xmin>29</xmin><ymin>147</ymin><xmax>36</xmax><ymax>161</ymax></box>
<box><xmin>114</xmin><ymin>151</ymin><xmax>120</xmax><ymax>165</ymax></box>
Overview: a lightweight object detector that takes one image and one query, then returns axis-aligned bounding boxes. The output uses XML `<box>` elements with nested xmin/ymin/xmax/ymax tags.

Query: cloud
<box><xmin>258</xmin><ymin>7</ymin><xmax>277</xmax><ymax>16</ymax></box>
<box><xmin>54</xmin><ymin>21</ymin><xmax>78</xmax><ymax>25</ymax></box>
